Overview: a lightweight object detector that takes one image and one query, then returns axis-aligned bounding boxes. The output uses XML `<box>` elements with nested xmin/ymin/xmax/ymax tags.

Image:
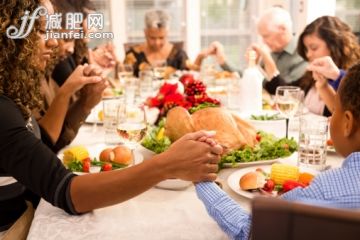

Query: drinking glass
<box><xmin>298</xmin><ymin>115</ymin><xmax>328</xmax><ymax>171</ymax></box>
<box><xmin>139</xmin><ymin>70</ymin><xmax>153</xmax><ymax>101</ymax></box>
<box><xmin>151</xmin><ymin>60</ymin><xmax>167</xmax><ymax>81</ymax></box>
<box><xmin>116</xmin><ymin>104</ymin><xmax>147</xmax><ymax>164</ymax></box>
<box><xmin>118</xmin><ymin>64</ymin><xmax>134</xmax><ymax>87</ymax></box>
<box><xmin>275</xmin><ymin>86</ymin><xmax>302</xmax><ymax>138</ymax></box>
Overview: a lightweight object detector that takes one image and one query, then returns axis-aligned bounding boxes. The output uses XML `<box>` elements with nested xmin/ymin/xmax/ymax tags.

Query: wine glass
<box><xmin>275</xmin><ymin>86</ymin><xmax>302</xmax><ymax>138</ymax></box>
<box><xmin>116</xmin><ymin>104</ymin><xmax>147</xmax><ymax>165</ymax></box>
<box><xmin>151</xmin><ymin>60</ymin><xmax>167</xmax><ymax>81</ymax></box>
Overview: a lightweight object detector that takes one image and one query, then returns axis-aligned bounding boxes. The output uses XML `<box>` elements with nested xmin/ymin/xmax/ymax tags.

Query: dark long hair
<box><xmin>297</xmin><ymin>16</ymin><xmax>360</xmax><ymax>92</ymax></box>
<box><xmin>298</xmin><ymin>16</ymin><xmax>360</xmax><ymax>69</ymax></box>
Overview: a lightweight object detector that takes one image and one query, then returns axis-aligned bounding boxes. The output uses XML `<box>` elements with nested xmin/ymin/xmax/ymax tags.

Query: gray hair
<box><xmin>258</xmin><ymin>7</ymin><xmax>293</xmax><ymax>33</ymax></box>
<box><xmin>144</xmin><ymin>9</ymin><xmax>170</xmax><ymax>29</ymax></box>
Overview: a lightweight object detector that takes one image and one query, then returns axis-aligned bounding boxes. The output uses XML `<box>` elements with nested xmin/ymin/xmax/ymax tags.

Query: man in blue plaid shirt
<box><xmin>196</xmin><ymin>62</ymin><xmax>360</xmax><ymax>240</ymax></box>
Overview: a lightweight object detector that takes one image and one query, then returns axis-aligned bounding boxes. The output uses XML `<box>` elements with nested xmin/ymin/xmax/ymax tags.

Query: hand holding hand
<box><xmin>158</xmin><ymin>131</ymin><xmax>223</xmax><ymax>182</ymax></box>
<box><xmin>307</xmin><ymin>56</ymin><xmax>340</xmax><ymax>81</ymax></box>
<box><xmin>88</xmin><ymin>43</ymin><xmax>118</xmax><ymax>74</ymax></box>
<box><xmin>61</xmin><ymin>64</ymin><xmax>103</xmax><ymax>96</ymax></box>
<box><xmin>313</xmin><ymin>71</ymin><xmax>328</xmax><ymax>90</ymax></box>
<box><xmin>209</xmin><ymin>41</ymin><xmax>226</xmax><ymax>65</ymax></box>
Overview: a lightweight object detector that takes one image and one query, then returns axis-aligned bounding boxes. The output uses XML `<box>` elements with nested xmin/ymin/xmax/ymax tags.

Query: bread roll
<box><xmin>99</xmin><ymin>148</ymin><xmax>114</xmax><ymax>162</ymax></box>
<box><xmin>112</xmin><ymin>146</ymin><xmax>133</xmax><ymax>165</ymax></box>
<box><xmin>239</xmin><ymin>171</ymin><xmax>266</xmax><ymax>190</ymax></box>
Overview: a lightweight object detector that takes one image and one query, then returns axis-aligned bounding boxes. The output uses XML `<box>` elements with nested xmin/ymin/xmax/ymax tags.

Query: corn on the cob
<box><xmin>270</xmin><ymin>163</ymin><xmax>299</xmax><ymax>185</ymax></box>
<box><xmin>63</xmin><ymin>146</ymin><xmax>89</xmax><ymax>166</ymax></box>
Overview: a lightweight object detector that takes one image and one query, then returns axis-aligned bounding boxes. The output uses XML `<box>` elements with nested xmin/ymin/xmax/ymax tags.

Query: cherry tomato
<box><xmin>256</xmin><ymin>134</ymin><xmax>262</xmax><ymax>142</ymax></box>
<box><xmin>282</xmin><ymin>180</ymin><xmax>305</xmax><ymax>193</ymax></box>
<box><xmin>283</xmin><ymin>143</ymin><xmax>289</xmax><ymax>150</ymax></box>
<box><xmin>82</xmin><ymin>160</ymin><xmax>90</xmax><ymax>173</ymax></box>
<box><xmin>263</xmin><ymin>179</ymin><xmax>275</xmax><ymax>192</ymax></box>
<box><xmin>102</xmin><ymin>163</ymin><xmax>112</xmax><ymax>171</ymax></box>
<box><xmin>327</xmin><ymin>139</ymin><xmax>333</xmax><ymax>146</ymax></box>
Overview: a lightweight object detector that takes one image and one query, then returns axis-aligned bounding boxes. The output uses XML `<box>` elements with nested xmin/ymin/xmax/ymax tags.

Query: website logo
<box><xmin>6</xmin><ymin>6</ymin><xmax>47</xmax><ymax>39</ymax></box>
<box><xmin>6</xmin><ymin>6</ymin><xmax>114</xmax><ymax>40</ymax></box>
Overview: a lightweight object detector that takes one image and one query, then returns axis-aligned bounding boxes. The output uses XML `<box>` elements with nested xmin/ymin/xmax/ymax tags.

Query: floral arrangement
<box><xmin>146</xmin><ymin>74</ymin><xmax>220</xmax><ymax>118</ymax></box>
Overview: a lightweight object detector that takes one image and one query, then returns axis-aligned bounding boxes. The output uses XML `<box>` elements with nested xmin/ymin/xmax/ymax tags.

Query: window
<box><xmin>89</xmin><ymin>0</ymin><xmax>112</xmax><ymax>47</ymax></box>
<box><xmin>200</xmin><ymin>0</ymin><xmax>258</xmax><ymax>70</ymax></box>
<box><xmin>125</xmin><ymin>0</ymin><xmax>185</xmax><ymax>43</ymax></box>
<box><xmin>336</xmin><ymin>0</ymin><xmax>360</xmax><ymax>38</ymax></box>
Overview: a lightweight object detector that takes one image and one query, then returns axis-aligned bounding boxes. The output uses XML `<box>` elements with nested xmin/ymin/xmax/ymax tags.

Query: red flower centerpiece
<box><xmin>146</xmin><ymin>74</ymin><xmax>220</xmax><ymax>120</ymax></box>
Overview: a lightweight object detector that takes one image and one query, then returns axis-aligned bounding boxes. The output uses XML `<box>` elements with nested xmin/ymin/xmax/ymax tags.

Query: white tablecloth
<box><xmin>27</xmin><ymin>125</ymin><xmax>343</xmax><ymax>240</ymax></box>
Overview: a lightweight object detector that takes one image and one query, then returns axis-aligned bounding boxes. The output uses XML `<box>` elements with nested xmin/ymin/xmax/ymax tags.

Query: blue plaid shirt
<box><xmin>195</xmin><ymin>152</ymin><xmax>360</xmax><ymax>240</ymax></box>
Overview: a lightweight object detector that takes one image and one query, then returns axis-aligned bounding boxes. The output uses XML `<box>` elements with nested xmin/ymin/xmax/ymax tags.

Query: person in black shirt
<box><xmin>0</xmin><ymin>0</ymin><xmax>222</xmax><ymax>236</ymax></box>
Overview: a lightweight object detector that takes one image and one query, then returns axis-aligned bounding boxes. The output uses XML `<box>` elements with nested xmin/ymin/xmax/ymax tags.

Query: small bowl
<box><xmin>138</xmin><ymin>145</ymin><xmax>192</xmax><ymax>190</ymax></box>
<box><xmin>237</xmin><ymin>110</ymin><xmax>287</xmax><ymax>138</ymax></box>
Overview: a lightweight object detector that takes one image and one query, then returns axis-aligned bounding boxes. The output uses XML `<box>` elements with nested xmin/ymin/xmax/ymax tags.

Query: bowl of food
<box><xmin>246</xmin><ymin>110</ymin><xmax>286</xmax><ymax>138</ymax></box>
<box><xmin>139</xmin><ymin>122</ymin><xmax>192</xmax><ymax>190</ymax></box>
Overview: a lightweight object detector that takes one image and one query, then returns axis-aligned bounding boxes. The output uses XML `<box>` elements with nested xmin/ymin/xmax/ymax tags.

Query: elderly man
<box><xmin>202</xmin><ymin>7</ymin><xmax>307</xmax><ymax>90</ymax></box>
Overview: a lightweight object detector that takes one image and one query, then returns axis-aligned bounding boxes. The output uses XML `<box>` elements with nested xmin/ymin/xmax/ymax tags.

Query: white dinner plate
<box><xmin>227</xmin><ymin>164</ymin><xmax>318</xmax><ymax>199</ymax></box>
<box><xmin>59</xmin><ymin>143</ymin><xmax>143</xmax><ymax>174</ymax></box>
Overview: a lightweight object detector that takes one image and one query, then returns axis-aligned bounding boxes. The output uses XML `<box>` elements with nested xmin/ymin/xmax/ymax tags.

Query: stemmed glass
<box><xmin>116</xmin><ymin>104</ymin><xmax>147</xmax><ymax>165</ymax></box>
<box><xmin>275</xmin><ymin>86</ymin><xmax>302</xmax><ymax>138</ymax></box>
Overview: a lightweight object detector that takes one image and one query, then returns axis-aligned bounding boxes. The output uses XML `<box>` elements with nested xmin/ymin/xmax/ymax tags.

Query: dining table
<box><xmin>27</xmin><ymin>118</ymin><xmax>344</xmax><ymax>240</ymax></box>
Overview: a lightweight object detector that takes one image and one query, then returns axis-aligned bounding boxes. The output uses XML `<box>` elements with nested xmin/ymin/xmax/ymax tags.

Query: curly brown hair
<box><xmin>297</xmin><ymin>16</ymin><xmax>360</xmax><ymax>93</ymax></box>
<box><xmin>338</xmin><ymin>61</ymin><xmax>360</xmax><ymax>119</ymax></box>
<box><xmin>0</xmin><ymin>0</ymin><xmax>44</xmax><ymax>119</ymax></box>
<box><xmin>298</xmin><ymin>16</ymin><xmax>360</xmax><ymax>69</ymax></box>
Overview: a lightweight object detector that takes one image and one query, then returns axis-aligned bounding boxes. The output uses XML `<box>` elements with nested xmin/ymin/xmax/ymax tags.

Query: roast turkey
<box><xmin>165</xmin><ymin>107</ymin><xmax>257</xmax><ymax>153</ymax></box>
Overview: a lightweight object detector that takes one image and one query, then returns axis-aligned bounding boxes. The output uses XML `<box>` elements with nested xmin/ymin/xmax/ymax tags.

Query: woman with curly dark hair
<box><xmin>0</xmin><ymin>1</ymin><xmax>221</xmax><ymax>238</ymax></box>
<box><xmin>263</xmin><ymin>16</ymin><xmax>360</xmax><ymax>116</ymax></box>
<box><xmin>297</xmin><ymin>16</ymin><xmax>360</xmax><ymax>115</ymax></box>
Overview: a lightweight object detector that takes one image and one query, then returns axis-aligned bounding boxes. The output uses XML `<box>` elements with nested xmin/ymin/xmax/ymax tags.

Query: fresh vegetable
<box><xmin>67</xmin><ymin>158</ymin><xmax>126</xmax><ymax>172</ymax></box>
<box><xmin>220</xmin><ymin>131</ymin><xmax>297</xmax><ymax>167</ymax></box>
<box><xmin>282</xmin><ymin>179</ymin><xmax>306</xmax><ymax>193</ymax></box>
<box><xmin>102</xmin><ymin>163</ymin><xmax>112</xmax><ymax>171</ymax></box>
<box><xmin>270</xmin><ymin>163</ymin><xmax>299</xmax><ymax>185</ymax></box>
<box><xmin>141</xmin><ymin>118</ymin><xmax>171</xmax><ymax>153</ymax></box>
<box><xmin>188</xmin><ymin>102</ymin><xmax>219</xmax><ymax>114</ymax></box>
<box><xmin>298</xmin><ymin>172</ymin><xmax>315</xmax><ymax>186</ymax></box>
<box><xmin>82</xmin><ymin>159</ymin><xmax>91</xmax><ymax>172</ymax></box>
<box><xmin>255</xmin><ymin>134</ymin><xmax>261</xmax><ymax>142</ymax></box>
<box><xmin>63</xmin><ymin>146</ymin><xmax>89</xmax><ymax>166</ymax></box>
<box><xmin>250</xmin><ymin>113</ymin><xmax>282</xmax><ymax>121</ymax></box>
<box><xmin>263</xmin><ymin>179</ymin><xmax>275</xmax><ymax>192</ymax></box>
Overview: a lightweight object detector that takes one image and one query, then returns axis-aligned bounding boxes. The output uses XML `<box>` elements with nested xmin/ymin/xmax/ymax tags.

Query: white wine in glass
<box><xmin>116</xmin><ymin>104</ymin><xmax>147</xmax><ymax>164</ymax></box>
<box><xmin>275</xmin><ymin>86</ymin><xmax>301</xmax><ymax>138</ymax></box>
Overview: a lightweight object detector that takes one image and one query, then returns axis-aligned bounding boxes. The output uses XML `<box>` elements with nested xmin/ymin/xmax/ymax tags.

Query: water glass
<box><xmin>139</xmin><ymin>70</ymin><xmax>153</xmax><ymax>101</ymax></box>
<box><xmin>298</xmin><ymin>115</ymin><xmax>328</xmax><ymax>171</ymax></box>
<box><xmin>103</xmin><ymin>97</ymin><xmax>123</xmax><ymax>144</ymax></box>
<box><xmin>124</xmin><ymin>77</ymin><xmax>139</xmax><ymax>106</ymax></box>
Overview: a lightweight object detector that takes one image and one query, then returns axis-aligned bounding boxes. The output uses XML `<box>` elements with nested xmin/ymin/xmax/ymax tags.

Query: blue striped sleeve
<box><xmin>195</xmin><ymin>182</ymin><xmax>251</xmax><ymax>240</ymax></box>
<box><xmin>328</xmin><ymin>69</ymin><xmax>345</xmax><ymax>90</ymax></box>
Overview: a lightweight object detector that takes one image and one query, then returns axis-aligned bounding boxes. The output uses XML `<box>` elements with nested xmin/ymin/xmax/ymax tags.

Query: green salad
<box><xmin>250</xmin><ymin>113</ymin><xmax>282</xmax><ymax>120</ymax></box>
<box><xmin>141</xmin><ymin>118</ymin><xmax>171</xmax><ymax>153</ymax></box>
<box><xmin>141</xmin><ymin>120</ymin><xmax>298</xmax><ymax>168</ymax></box>
<box><xmin>219</xmin><ymin>131</ymin><xmax>298</xmax><ymax>168</ymax></box>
